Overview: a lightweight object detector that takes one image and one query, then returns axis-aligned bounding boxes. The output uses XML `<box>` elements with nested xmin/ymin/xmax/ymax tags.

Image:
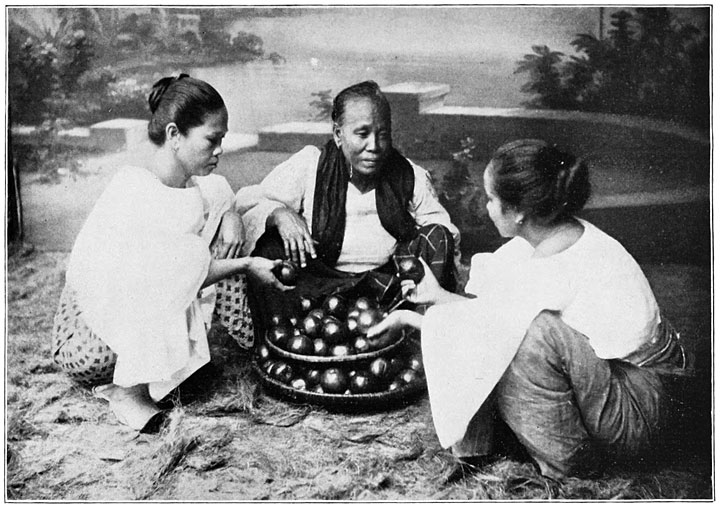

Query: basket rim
<box><xmin>265</xmin><ymin>331</ymin><xmax>406</xmax><ymax>364</ymax></box>
<box><xmin>253</xmin><ymin>361</ymin><xmax>426</xmax><ymax>409</ymax></box>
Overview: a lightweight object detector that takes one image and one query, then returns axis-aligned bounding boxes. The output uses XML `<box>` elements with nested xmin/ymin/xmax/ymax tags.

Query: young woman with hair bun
<box><xmin>52</xmin><ymin>75</ymin><xmax>290</xmax><ymax>432</ymax></box>
<box><xmin>369</xmin><ymin>139</ymin><xmax>688</xmax><ymax>480</ymax></box>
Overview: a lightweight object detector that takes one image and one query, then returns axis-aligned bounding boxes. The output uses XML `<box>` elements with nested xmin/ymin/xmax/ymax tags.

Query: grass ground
<box><xmin>6</xmin><ymin>245</ymin><xmax>712</xmax><ymax>501</ymax></box>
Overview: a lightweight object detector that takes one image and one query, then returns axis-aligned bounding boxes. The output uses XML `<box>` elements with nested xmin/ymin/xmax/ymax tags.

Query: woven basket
<box><xmin>265</xmin><ymin>331</ymin><xmax>406</xmax><ymax>365</ymax></box>
<box><xmin>255</xmin><ymin>338</ymin><xmax>426</xmax><ymax>412</ymax></box>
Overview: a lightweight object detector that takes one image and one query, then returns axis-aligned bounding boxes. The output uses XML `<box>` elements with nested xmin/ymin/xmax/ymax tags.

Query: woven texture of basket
<box><xmin>255</xmin><ymin>337</ymin><xmax>426</xmax><ymax>411</ymax></box>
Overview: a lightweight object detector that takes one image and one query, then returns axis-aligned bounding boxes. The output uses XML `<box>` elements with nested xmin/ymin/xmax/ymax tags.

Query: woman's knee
<box><xmin>416</xmin><ymin>223</ymin><xmax>453</xmax><ymax>246</ymax></box>
<box><xmin>497</xmin><ymin>311</ymin><xmax>585</xmax><ymax>406</ymax></box>
<box><xmin>507</xmin><ymin>311</ymin><xmax>565</xmax><ymax>370</ymax></box>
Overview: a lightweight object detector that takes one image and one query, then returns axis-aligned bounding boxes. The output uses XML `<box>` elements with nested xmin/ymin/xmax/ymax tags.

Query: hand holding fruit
<box><xmin>269</xmin><ymin>207</ymin><xmax>317</xmax><ymax>267</ymax></box>
<box><xmin>400</xmin><ymin>257</ymin><xmax>444</xmax><ymax>305</ymax></box>
<box><xmin>247</xmin><ymin>257</ymin><xmax>294</xmax><ymax>290</ymax></box>
<box><xmin>273</xmin><ymin>260</ymin><xmax>299</xmax><ymax>286</ymax></box>
<box><xmin>366</xmin><ymin>310</ymin><xmax>422</xmax><ymax>341</ymax></box>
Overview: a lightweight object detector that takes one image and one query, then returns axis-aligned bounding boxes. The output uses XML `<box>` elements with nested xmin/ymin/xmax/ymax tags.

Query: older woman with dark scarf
<box><xmin>232</xmin><ymin>81</ymin><xmax>460</xmax><ymax>337</ymax></box>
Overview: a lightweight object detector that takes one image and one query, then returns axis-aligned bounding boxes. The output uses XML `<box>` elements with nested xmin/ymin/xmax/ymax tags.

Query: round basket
<box><xmin>265</xmin><ymin>331</ymin><xmax>406</xmax><ymax>365</ymax></box>
<box><xmin>255</xmin><ymin>338</ymin><xmax>426</xmax><ymax>411</ymax></box>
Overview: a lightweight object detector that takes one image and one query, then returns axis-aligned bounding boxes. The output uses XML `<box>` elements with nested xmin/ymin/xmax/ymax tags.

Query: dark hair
<box><xmin>147</xmin><ymin>74</ymin><xmax>225</xmax><ymax>146</ymax></box>
<box><xmin>488</xmin><ymin>139</ymin><xmax>591</xmax><ymax>222</ymax></box>
<box><xmin>331</xmin><ymin>80</ymin><xmax>391</xmax><ymax>127</ymax></box>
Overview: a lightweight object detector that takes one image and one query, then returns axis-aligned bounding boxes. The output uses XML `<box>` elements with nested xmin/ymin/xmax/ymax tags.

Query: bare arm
<box><xmin>202</xmin><ymin>256</ymin><xmax>290</xmax><ymax>291</ymax></box>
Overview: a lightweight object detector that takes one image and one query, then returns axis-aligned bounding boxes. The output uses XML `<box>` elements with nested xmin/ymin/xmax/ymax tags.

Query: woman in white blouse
<box><xmin>53</xmin><ymin>75</ymin><xmax>289</xmax><ymax>432</ymax></box>
<box><xmin>369</xmin><ymin>139</ymin><xmax>687</xmax><ymax>481</ymax></box>
<box><xmin>236</xmin><ymin>81</ymin><xmax>460</xmax><ymax>324</ymax></box>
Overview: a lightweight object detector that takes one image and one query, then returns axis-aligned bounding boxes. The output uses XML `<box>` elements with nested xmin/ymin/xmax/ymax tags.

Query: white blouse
<box><xmin>422</xmin><ymin>219</ymin><xmax>660</xmax><ymax>448</ymax></box>
<box><xmin>66</xmin><ymin>166</ymin><xmax>234</xmax><ymax>400</ymax></box>
<box><xmin>235</xmin><ymin>145</ymin><xmax>460</xmax><ymax>272</ymax></box>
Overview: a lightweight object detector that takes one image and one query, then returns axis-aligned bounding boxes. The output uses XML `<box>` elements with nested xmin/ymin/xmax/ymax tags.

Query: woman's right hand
<box><xmin>245</xmin><ymin>257</ymin><xmax>294</xmax><ymax>291</ymax></box>
<box><xmin>401</xmin><ymin>257</ymin><xmax>445</xmax><ymax>305</ymax></box>
<box><xmin>269</xmin><ymin>207</ymin><xmax>317</xmax><ymax>267</ymax></box>
<box><xmin>366</xmin><ymin>310</ymin><xmax>422</xmax><ymax>339</ymax></box>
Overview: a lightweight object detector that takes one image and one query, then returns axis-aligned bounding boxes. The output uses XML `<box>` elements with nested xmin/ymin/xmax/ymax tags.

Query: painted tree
<box><xmin>515</xmin><ymin>8</ymin><xmax>709</xmax><ymax>128</ymax></box>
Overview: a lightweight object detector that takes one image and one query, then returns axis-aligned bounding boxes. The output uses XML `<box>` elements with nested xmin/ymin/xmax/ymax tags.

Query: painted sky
<box><xmin>231</xmin><ymin>6</ymin><xmax>709</xmax><ymax>60</ymax></box>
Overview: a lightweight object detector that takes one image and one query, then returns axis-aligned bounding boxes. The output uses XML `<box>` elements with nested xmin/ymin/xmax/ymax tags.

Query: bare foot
<box><xmin>93</xmin><ymin>383</ymin><xmax>164</xmax><ymax>432</ymax></box>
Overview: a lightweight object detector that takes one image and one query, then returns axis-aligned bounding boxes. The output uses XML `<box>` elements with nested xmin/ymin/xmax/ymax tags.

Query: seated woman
<box><xmin>52</xmin><ymin>75</ymin><xmax>289</xmax><ymax>432</ymax></box>
<box><xmin>368</xmin><ymin>139</ymin><xmax>688</xmax><ymax>480</ymax></box>
<box><xmin>235</xmin><ymin>81</ymin><xmax>460</xmax><ymax>326</ymax></box>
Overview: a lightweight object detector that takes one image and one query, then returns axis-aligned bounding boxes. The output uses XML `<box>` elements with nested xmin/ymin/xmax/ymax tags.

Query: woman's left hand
<box><xmin>212</xmin><ymin>210</ymin><xmax>244</xmax><ymax>259</ymax></box>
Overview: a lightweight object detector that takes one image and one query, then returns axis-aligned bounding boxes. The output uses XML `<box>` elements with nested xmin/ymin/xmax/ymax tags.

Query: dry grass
<box><xmin>5</xmin><ymin>249</ymin><xmax>713</xmax><ymax>500</ymax></box>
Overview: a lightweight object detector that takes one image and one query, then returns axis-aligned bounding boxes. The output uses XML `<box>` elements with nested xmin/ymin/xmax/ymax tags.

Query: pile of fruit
<box><xmin>256</xmin><ymin>292</ymin><xmax>425</xmax><ymax>399</ymax></box>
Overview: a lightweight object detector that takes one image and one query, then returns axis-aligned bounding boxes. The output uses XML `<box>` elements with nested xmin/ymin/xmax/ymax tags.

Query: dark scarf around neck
<box><xmin>311</xmin><ymin>140</ymin><xmax>417</xmax><ymax>266</ymax></box>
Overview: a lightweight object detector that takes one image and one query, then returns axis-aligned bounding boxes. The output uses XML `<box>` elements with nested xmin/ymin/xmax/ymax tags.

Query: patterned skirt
<box><xmin>52</xmin><ymin>285</ymin><xmax>117</xmax><ymax>387</ymax></box>
<box><xmin>52</xmin><ymin>274</ymin><xmax>255</xmax><ymax>388</ymax></box>
<box><xmin>213</xmin><ymin>273</ymin><xmax>255</xmax><ymax>349</ymax></box>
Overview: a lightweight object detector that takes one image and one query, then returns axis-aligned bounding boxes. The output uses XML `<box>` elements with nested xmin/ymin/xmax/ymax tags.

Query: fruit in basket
<box><xmin>299</xmin><ymin>295</ymin><xmax>314</xmax><ymax>314</ymax></box>
<box><xmin>305</xmin><ymin>368</ymin><xmax>322</xmax><ymax>387</ymax></box>
<box><xmin>308</xmin><ymin>308</ymin><xmax>325</xmax><ymax>320</ymax></box>
<box><xmin>257</xmin><ymin>344</ymin><xmax>271</xmax><ymax>362</ymax></box>
<box><xmin>286</xmin><ymin>334</ymin><xmax>314</xmax><ymax>355</ymax></box>
<box><xmin>273</xmin><ymin>260</ymin><xmax>299</xmax><ymax>286</ymax></box>
<box><xmin>301</xmin><ymin>314</ymin><xmax>322</xmax><ymax>338</ymax></box>
<box><xmin>291</xmin><ymin>377</ymin><xmax>307</xmax><ymax>390</ymax></box>
<box><xmin>344</xmin><ymin>316</ymin><xmax>360</xmax><ymax>337</ymax></box>
<box><xmin>311</xmin><ymin>385</ymin><xmax>325</xmax><ymax>394</ymax></box>
<box><xmin>323</xmin><ymin>295</ymin><xmax>348</xmax><ymax>319</ymax></box>
<box><xmin>349</xmin><ymin>370</ymin><xmax>375</xmax><ymax>394</ymax></box>
<box><xmin>350</xmin><ymin>370</ymin><xmax>376</xmax><ymax>393</ymax></box>
<box><xmin>347</xmin><ymin>308</ymin><xmax>361</xmax><ymax>320</ymax></box>
<box><xmin>356</xmin><ymin>308</ymin><xmax>382</xmax><ymax>334</ymax></box>
<box><xmin>352</xmin><ymin>296</ymin><xmax>375</xmax><ymax>312</ymax></box>
<box><xmin>262</xmin><ymin>360</ymin><xmax>275</xmax><ymax>374</ymax></box>
<box><xmin>269</xmin><ymin>313</ymin><xmax>291</xmax><ymax>327</ymax></box>
<box><xmin>352</xmin><ymin>336</ymin><xmax>373</xmax><ymax>354</ymax></box>
<box><xmin>408</xmin><ymin>354</ymin><xmax>424</xmax><ymax>373</ymax></box>
<box><xmin>322</xmin><ymin>316</ymin><xmax>345</xmax><ymax>344</ymax></box>
<box><xmin>369</xmin><ymin>358</ymin><xmax>390</xmax><ymax>379</ymax></box>
<box><xmin>388</xmin><ymin>380</ymin><xmax>403</xmax><ymax>391</ymax></box>
<box><xmin>397</xmin><ymin>256</ymin><xmax>425</xmax><ymax>283</ymax></box>
<box><xmin>313</xmin><ymin>338</ymin><xmax>329</xmax><ymax>356</ymax></box>
<box><xmin>268</xmin><ymin>324</ymin><xmax>293</xmax><ymax>348</ymax></box>
<box><xmin>271</xmin><ymin>361</ymin><xmax>295</xmax><ymax>384</ymax></box>
<box><xmin>320</xmin><ymin>368</ymin><xmax>348</xmax><ymax>394</ymax></box>
<box><xmin>331</xmin><ymin>344</ymin><xmax>353</xmax><ymax>357</ymax></box>
<box><xmin>398</xmin><ymin>368</ymin><xmax>419</xmax><ymax>385</ymax></box>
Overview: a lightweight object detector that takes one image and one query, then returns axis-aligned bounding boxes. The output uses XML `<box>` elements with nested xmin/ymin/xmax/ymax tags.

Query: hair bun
<box><xmin>148</xmin><ymin>73</ymin><xmax>190</xmax><ymax>114</ymax></box>
<box><xmin>536</xmin><ymin>144</ymin><xmax>589</xmax><ymax>216</ymax></box>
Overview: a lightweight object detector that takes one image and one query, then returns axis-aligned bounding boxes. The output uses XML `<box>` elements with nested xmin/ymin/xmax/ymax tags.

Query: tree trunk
<box><xmin>7</xmin><ymin>114</ymin><xmax>23</xmax><ymax>243</ymax></box>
